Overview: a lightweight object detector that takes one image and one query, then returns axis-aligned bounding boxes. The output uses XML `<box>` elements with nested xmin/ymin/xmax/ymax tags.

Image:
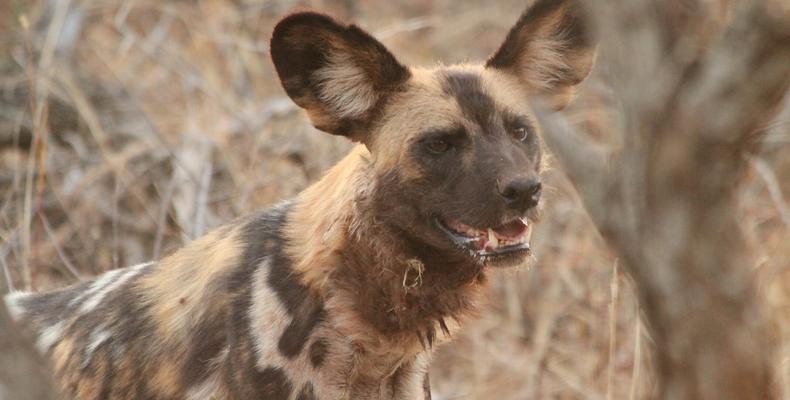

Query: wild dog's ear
<box><xmin>486</xmin><ymin>0</ymin><xmax>595</xmax><ymax>110</ymax></box>
<box><xmin>270</xmin><ymin>12</ymin><xmax>411</xmax><ymax>142</ymax></box>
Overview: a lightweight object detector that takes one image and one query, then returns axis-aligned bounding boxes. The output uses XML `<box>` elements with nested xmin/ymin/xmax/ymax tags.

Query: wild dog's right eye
<box><xmin>424</xmin><ymin>140</ymin><xmax>451</xmax><ymax>154</ymax></box>
<box><xmin>420</xmin><ymin>128</ymin><xmax>465</xmax><ymax>156</ymax></box>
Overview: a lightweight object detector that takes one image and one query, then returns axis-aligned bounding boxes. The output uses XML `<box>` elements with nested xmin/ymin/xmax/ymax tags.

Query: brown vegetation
<box><xmin>0</xmin><ymin>0</ymin><xmax>788</xmax><ymax>398</ymax></box>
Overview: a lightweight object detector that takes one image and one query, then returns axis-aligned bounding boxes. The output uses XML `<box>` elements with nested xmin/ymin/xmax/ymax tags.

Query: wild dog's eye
<box><xmin>512</xmin><ymin>126</ymin><xmax>531</xmax><ymax>142</ymax></box>
<box><xmin>424</xmin><ymin>140</ymin><xmax>451</xmax><ymax>154</ymax></box>
<box><xmin>420</xmin><ymin>128</ymin><xmax>464</xmax><ymax>155</ymax></box>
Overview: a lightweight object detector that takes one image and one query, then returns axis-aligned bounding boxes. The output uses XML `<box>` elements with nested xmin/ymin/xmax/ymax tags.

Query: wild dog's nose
<box><xmin>498</xmin><ymin>177</ymin><xmax>542</xmax><ymax>210</ymax></box>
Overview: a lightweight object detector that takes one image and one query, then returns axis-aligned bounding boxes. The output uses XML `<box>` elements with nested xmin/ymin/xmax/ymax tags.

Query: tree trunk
<box><xmin>537</xmin><ymin>1</ymin><xmax>789</xmax><ymax>398</ymax></box>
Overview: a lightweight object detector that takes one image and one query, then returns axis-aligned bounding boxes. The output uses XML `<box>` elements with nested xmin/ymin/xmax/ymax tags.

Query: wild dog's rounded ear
<box><xmin>270</xmin><ymin>12</ymin><xmax>411</xmax><ymax>142</ymax></box>
<box><xmin>486</xmin><ymin>0</ymin><xmax>596</xmax><ymax>110</ymax></box>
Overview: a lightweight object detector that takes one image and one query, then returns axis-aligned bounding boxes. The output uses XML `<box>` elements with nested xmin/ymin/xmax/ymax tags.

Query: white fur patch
<box><xmin>314</xmin><ymin>52</ymin><xmax>377</xmax><ymax>118</ymax></box>
<box><xmin>3</xmin><ymin>291</ymin><xmax>31</xmax><ymax>321</ymax></box>
<box><xmin>248</xmin><ymin>258</ymin><xmax>318</xmax><ymax>396</ymax></box>
<box><xmin>69</xmin><ymin>269</ymin><xmax>124</xmax><ymax>308</ymax></box>
<box><xmin>186</xmin><ymin>373</ymin><xmax>222</xmax><ymax>400</ymax></box>
<box><xmin>82</xmin><ymin>327</ymin><xmax>112</xmax><ymax>368</ymax></box>
<box><xmin>36</xmin><ymin>320</ymin><xmax>65</xmax><ymax>353</ymax></box>
<box><xmin>78</xmin><ymin>262</ymin><xmax>151</xmax><ymax>315</ymax></box>
<box><xmin>402</xmin><ymin>352</ymin><xmax>432</xmax><ymax>399</ymax></box>
<box><xmin>248</xmin><ymin>257</ymin><xmax>290</xmax><ymax>368</ymax></box>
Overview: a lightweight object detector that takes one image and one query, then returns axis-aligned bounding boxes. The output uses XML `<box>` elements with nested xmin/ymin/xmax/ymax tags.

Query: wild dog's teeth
<box><xmin>487</xmin><ymin>229</ymin><xmax>498</xmax><ymax>248</ymax></box>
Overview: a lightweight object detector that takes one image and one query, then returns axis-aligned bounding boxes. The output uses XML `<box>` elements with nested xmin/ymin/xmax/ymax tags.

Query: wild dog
<box><xmin>4</xmin><ymin>1</ymin><xmax>594</xmax><ymax>399</ymax></box>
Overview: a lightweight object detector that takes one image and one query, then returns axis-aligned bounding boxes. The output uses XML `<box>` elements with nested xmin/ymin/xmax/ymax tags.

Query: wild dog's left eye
<box><xmin>512</xmin><ymin>126</ymin><xmax>530</xmax><ymax>142</ymax></box>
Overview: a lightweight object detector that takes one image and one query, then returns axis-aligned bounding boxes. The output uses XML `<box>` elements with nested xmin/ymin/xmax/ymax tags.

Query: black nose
<box><xmin>499</xmin><ymin>177</ymin><xmax>541</xmax><ymax>210</ymax></box>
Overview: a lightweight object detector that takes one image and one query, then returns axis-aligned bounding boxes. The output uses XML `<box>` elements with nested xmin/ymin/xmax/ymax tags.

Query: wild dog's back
<box><xmin>5</xmin><ymin>261</ymin><xmax>157</xmax><ymax>398</ymax></box>
<box><xmin>2</xmin><ymin>204</ymin><xmax>303</xmax><ymax>399</ymax></box>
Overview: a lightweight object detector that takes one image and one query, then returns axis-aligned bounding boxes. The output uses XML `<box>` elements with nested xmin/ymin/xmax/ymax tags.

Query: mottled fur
<box><xmin>4</xmin><ymin>1</ymin><xmax>594</xmax><ymax>399</ymax></box>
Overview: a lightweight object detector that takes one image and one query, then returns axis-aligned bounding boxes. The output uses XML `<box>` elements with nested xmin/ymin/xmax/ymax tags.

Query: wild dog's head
<box><xmin>271</xmin><ymin>0</ymin><xmax>594</xmax><ymax>267</ymax></box>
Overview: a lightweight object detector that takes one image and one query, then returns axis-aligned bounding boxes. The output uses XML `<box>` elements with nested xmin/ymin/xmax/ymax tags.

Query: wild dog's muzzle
<box><xmin>435</xmin><ymin>217</ymin><xmax>533</xmax><ymax>262</ymax></box>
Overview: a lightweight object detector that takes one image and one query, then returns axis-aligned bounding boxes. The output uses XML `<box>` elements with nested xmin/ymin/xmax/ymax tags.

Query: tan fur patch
<box><xmin>75</xmin><ymin>376</ymin><xmax>100</xmax><ymax>399</ymax></box>
<box><xmin>480</xmin><ymin>68</ymin><xmax>539</xmax><ymax>118</ymax></box>
<box><xmin>285</xmin><ymin>146</ymin><xmax>367</xmax><ymax>290</ymax></box>
<box><xmin>151</xmin><ymin>361</ymin><xmax>182</xmax><ymax>397</ymax></box>
<box><xmin>370</xmin><ymin>67</ymin><xmax>463</xmax><ymax>174</ymax></box>
<box><xmin>114</xmin><ymin>355</ymin><xmax>140</xmax><ymax>396</ymax></box>
<box><xmin>138</xmin><ymin>225</ymin><xmax>242</xmax><ymax>339</ymax></box>
<box><xmin>51</xmin><ymin>336</ymin><xmax>75</xmax><ymax>372</ymax></box>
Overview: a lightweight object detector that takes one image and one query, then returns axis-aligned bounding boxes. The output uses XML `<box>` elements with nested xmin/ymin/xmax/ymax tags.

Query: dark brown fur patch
<box><xmin>440</xmin><ymin>71</ymin><xmax>496</xmax><ymax>130</ymax></box>
<box><xmin>238</xmin><ymin>202</ymin><xmax>326</xmax><ymax>359</ymax></box>
<box><xmin>257</xmin><ymin>367</ymin><xmax>293</xmax><ymax>399</ymax></box>
<box><xmin>271</xmin><ymin>12</ymin><xmax>410</xmax><ymax>99</ymax></box>
<box><xmin>309</xmin><ymin>338</ymin><xmax>329</xmax><ymax>368</ymax></box>
<box><xmin>297</xmin><ymin>383</ymin><xmax>318</xmax><ymax>400</ymax></box>
<box><xmin>224</xmin><ymin>203</ymin><xmax>295</xmax><ymax>397</ymax></box>
<box><xmin>278</xmin><ymin>304</ymin><xmax>325</xmax><ymax>359</ymax></box>
<box><xmin>270</xmin><ymin>12</ymin><xmax>411</xmax><ymax>140</ymax></box>
<box><xmin>181</xmin><ymin>305</ymin><xmax>228</xmax><ymax>387</ymax></box>
<box><xmin>19</xmin><ymin>281</ymin><xmax>91</xmax><ymax>326</ymax></box>
<box><xmin>267</xmin><ymin>240</ymin><xmax>325</xmax><ymax>358</ymax></box>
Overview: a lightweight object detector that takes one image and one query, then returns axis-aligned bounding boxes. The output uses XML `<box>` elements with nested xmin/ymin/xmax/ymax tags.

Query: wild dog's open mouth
<box><xmin>434</xmin><ymin>217</ymin><xmax>532</xmax><ymax>262</ymax></box>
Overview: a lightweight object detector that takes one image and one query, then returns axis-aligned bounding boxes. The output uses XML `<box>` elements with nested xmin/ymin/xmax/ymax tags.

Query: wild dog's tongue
<box><xmin>492</xmin><ymin>219</ymin><xmax>528</xmax><ymax>239</ymax></box>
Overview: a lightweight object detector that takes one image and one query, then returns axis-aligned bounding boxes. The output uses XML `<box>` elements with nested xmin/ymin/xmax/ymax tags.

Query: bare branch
<box><xmin>534</xmin><ymin>104</ymin><xmax>610</xmax><ymax>205</ymax></box>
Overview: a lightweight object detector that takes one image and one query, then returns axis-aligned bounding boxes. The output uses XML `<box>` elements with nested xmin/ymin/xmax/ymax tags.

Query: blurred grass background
<box><xmin>0</xmin><ymin>0</ymin><xmax>788</xmax><ymax>398</ymax></box>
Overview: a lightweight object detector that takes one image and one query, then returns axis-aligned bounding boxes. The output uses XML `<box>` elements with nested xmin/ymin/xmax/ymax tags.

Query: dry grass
<box><xmin>0</xmin><ymin>0</ymin><xmax>787</xmax><ymax>398</ymax></box>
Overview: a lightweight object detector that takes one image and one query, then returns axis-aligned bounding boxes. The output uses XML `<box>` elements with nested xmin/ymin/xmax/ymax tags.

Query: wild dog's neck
<box><xmin>284</xmin><ymin>145</ymin><xmax>486</xmax><ymax>338</ymax></box>
<box><xmin>283</xmin><ymin>145</ymin><xmax>371</xmax><ymax>288</ymax></box>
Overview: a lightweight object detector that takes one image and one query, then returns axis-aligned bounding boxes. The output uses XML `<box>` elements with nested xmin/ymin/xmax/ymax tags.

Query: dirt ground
<box><xmin>1</xmin><ymin>1</ymin><xmax>788</xmax><ymax>398</ymax></box>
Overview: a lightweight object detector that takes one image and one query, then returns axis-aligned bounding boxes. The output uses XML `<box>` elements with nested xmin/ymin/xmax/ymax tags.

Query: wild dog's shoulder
<box><xmin>234</xmin><ymin>200</ymin><xmax>295</xmax><ymax>255</ymax></box>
